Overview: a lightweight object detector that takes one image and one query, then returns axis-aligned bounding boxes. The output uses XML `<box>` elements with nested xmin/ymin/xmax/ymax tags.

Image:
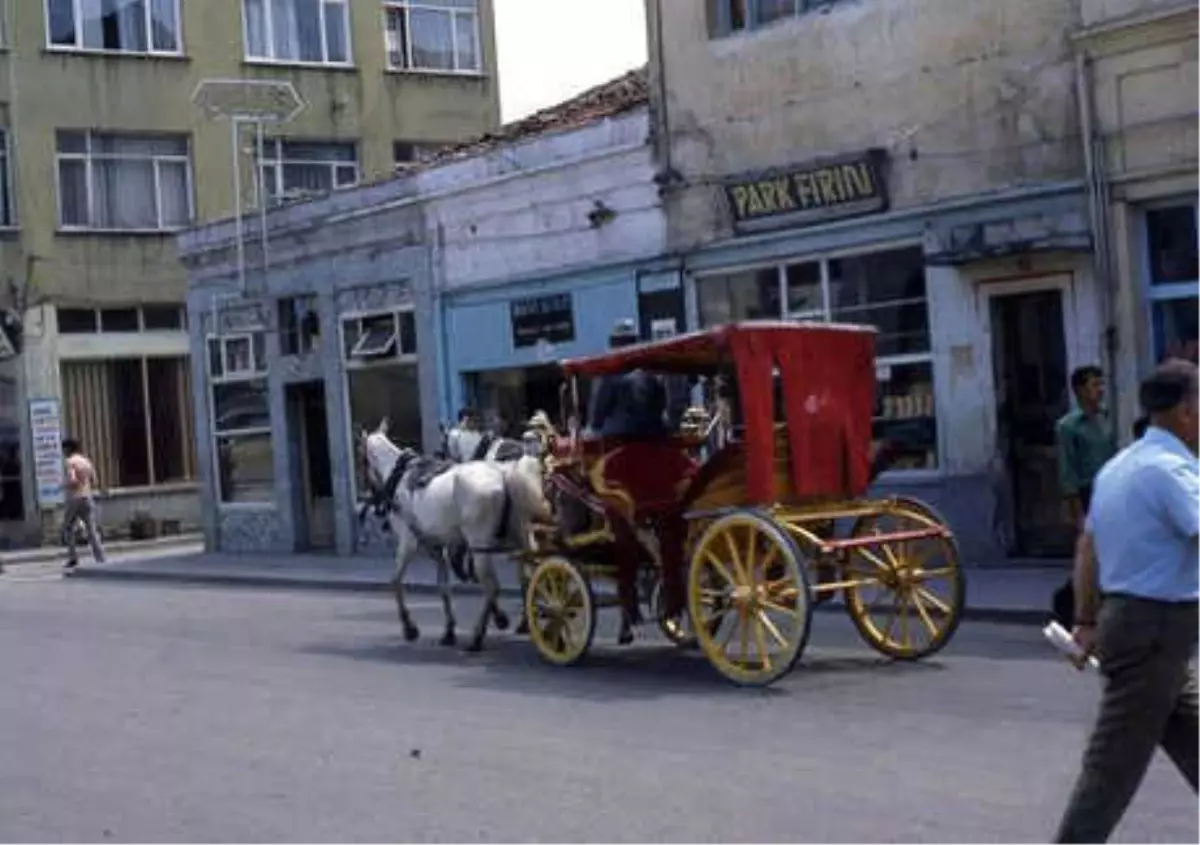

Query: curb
<box><xmin>0</xmin><ymin>535</ymin><xmax>203</xmax><ymax>567</ymax></box>
<box><xmin>65</xmin><ymin>567</ymin><xmax>1050</xmax><ymax>625</ymax></box>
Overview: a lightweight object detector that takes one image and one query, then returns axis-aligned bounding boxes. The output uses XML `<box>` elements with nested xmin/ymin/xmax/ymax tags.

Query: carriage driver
<box><xmin>586</xmin><ymin>318</ymin><xmax>689</xmax><ymax>638</ymax></box>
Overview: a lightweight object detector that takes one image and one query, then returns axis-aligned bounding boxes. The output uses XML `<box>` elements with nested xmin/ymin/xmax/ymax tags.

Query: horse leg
<box><xmin>391</xmin><ymin>528</ymin><xmax>420</xmax><ymax>643</ymax></box>
<box><xmin>465</xmin><ymin>551</ymin><xmax>501</xmax><ymax>653</ymax></box>
<box><xmin>438</xmin><ymin>548</ymin><xmax>457</xmax><ymax>647</ymax></box>
<box><xmin>515</xmin><ymin>561</ymin><xmax>531</xmax><ymax>636</ymax></box>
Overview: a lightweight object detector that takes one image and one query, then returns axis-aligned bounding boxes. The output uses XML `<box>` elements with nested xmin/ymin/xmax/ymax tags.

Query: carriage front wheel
<box><xmin>687</xmin><ymin>510</ymin><xmax>813</xmax><ymax>687</ymax></box>
<box><xmin>524</xmin><ymin>555</ymin><xmax>597</xmax><ymax>667</ymax></box>
<box><xmin>843</xmin><ymin>498</ymin><xmax>965</xmax><ymax>660</ymax></box>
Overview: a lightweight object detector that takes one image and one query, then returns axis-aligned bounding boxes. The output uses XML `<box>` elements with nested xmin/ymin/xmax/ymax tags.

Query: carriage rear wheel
<box><xmin>843</xmin><ymin>498</ymin><xmax>965</xmax><ymax>661</ymax></box>
<box><xmin>687</xmin><ymin>510</ymin><xmax>813</xmax><ymax>687</ymax></box>
<box><xmin>525</xmin><ymin>555</ymin><xmax>596</xmax><ymax>667</ymax></box>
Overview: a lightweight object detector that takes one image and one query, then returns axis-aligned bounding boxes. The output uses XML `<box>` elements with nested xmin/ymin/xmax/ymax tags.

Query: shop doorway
<box><xmin>988</xmin><ymin>285</ymin><xmax>1075</xmax><ymax>558</ymax></box>
<box><xmin>286</xmin><ymin>381</ymin><xmax>334</xmax><ymax>550</ymax></box>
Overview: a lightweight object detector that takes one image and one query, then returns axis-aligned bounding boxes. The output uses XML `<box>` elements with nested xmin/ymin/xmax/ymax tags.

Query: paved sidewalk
<box><xmin>44</xmin><ymin>547</ymin><xmax>1071</xmax><ymax>625</ymax></box>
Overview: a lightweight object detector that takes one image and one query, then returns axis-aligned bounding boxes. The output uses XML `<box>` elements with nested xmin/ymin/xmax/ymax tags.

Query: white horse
<box><xmin>358</xmin><ymin>420</ymin><xmax>548</xmax><ymax>652</ymax></box>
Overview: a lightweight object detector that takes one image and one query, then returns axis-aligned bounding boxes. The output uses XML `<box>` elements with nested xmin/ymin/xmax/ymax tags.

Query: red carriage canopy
<box><xmin>561</xmin><ymin>321</ymin><xmax>878</xmax><ymax>504</ymax></box>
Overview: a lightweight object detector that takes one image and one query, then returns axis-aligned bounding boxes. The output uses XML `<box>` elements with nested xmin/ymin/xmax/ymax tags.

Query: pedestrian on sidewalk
<box><xmin>1052</xmin><ymin>365</ymin><xmax>1117</xmax><ymax>628</ymax></box>
<box><xmin>1053</xmin><ymin>359</ymin><xmax>1198</xmax><ymax>843</ymax></box>
<box><xmin>61</xmin><ymin>438</ymin><xmax>105</xmax><ymax>573</ymax></box>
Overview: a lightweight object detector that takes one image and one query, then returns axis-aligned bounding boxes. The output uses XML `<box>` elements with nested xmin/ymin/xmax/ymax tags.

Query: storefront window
<box><xmin>465</xmin><ymin>366</ymin><xmax>562</xmax><ymax>439</ymax></box>
<box><xmin>1146</xmin><ymin>203</ymin><xmax>1198</xmax><ymax>363</ymax></box>
<box><xmin>697</xmin><ymin>267</ymin><xmax>779</xmax><ymax>327</ymax></box>
<box><xmin>209</xmin><ymin>331</ymin><xmax>274</xmax><ymax>504</ymax></box>
<box><xmin>343</xmin><ymin>309</ymin><xmax>422</xmax><ymax>497</ymax></box>
<box><xmin>694</xmin><ymin>244</ymin><xmax>938</xmax><ymax>470</ymax></box>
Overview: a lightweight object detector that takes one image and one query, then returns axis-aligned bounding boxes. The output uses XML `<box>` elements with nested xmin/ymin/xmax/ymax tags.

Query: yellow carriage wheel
<box><xmin>525</xmin><ymin>556</ymin><xmax>596</xmax><ymax>667</ymax></box>
<box><xmin>844</xmin><ymin>498</ymin><xmax>965</xmax><ymax>660</ymax></box>
<box><xmin>687</xmin><ymin>510</ymin><xmax>813</xmax><ymax>687</ymax></box>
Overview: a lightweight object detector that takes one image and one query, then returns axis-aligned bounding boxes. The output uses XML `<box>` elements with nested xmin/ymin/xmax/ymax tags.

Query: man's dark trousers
<box><xmin>1054</xmin><ymin>595</ymin><xmax>1199</xmax><ymax>842</ymax></box>
<box><xmin>1053</xmin><ymin>485</ymin><xmax>1093</xmax><ymax>627</ymax></box>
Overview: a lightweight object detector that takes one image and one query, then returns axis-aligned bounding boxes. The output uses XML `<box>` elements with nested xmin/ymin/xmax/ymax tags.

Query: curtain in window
<box><xmin>244</xmin><ymin>0</ymin><xmax>268</xmax><ymax>56</ymax></box>
<box><xmin>58</xmin><ymin>160</ymin><xmax>90</xmax><ymax>226</ymax></box>
<box><xmin>84</xmin><ymin>0</ymin><xmax>149</xmax><ymax>52</ymax></box>
<box><xmin>92</xmin><ymin>158</ymin><xmax>158</xmax><ymax>229</ymax></box>
<box><xmin>454</xmin><ymin>12</ymin><xmax>478</xmax><ymax>70</ymax></box>
<box><xmin>149</xmin><ymin>0</ymin><xmax>179</xmax><ymax>50</ymax></box>
<box><xmin>157</xmin><ymin>160</ymin><xmax>190</xmax><ymax>227</ymax></box>
<box><xmin>324</xmin><ymin>0</ymin><xmax>348</xmax><ymax>62</ymax></box>
<box><xmin>273</xmin><ymin>0</ymin><xmax>323</xmax><ymax>61</ymax></box>
<box><xmin>48</xmin><ymin>0</ymin><xmax>77</xmax><ymax>44</ymax></box>
<box><xmin>61</xmin><ymin>361</ymin><xmax>118</xmax><ymax>491</ymax></box>
<box><xmin>410</xmin><ymin>7</ymin><xmax>454</xmax><ymax>70</ymax></box>
<box><xmin>282</xmin><ymin>163</ymin><xmax>334</xmax><ymax>194</ymax></box>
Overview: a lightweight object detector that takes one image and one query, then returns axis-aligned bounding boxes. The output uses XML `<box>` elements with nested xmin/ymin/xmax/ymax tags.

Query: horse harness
<box><xmin>358</xmin><ymin>448</ymin><xmax>513</xmax><ymax>556</ymax></box>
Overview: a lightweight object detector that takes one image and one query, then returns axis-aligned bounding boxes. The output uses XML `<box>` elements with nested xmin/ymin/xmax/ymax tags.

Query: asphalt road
<box><xmin>0</xmin><ymin>571</ymin><xmax>1195</xmax><ymax>843</ymax></box>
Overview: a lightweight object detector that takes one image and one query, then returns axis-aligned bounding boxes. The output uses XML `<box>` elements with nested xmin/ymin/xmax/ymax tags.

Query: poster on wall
<box><xmin>29</xmin><ymin>398</ymin><xmax>64</xmax><ymax>508</ymax></box>
<box><xmin>510</xmin><ymin>293</ymin><xmax>575</xmax><ymax>349</ymax></box>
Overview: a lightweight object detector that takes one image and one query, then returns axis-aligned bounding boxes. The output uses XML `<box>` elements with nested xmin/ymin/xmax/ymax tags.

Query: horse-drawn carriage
<box><xmin>519</xmin><ymin>320</ymin><xmax>965</xmax><ymax>687</ymax></box>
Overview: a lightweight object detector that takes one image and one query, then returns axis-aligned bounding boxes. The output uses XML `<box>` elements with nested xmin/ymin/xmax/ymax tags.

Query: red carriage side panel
<box><xmin>775</xmin><ymin>326</ymin><xmax>876</xmax><ymax>499</ymax></box>
<box><xmin>727</xmin><ymin>328</ymin><xmax>778</xmax><ymax>505</ymax></box>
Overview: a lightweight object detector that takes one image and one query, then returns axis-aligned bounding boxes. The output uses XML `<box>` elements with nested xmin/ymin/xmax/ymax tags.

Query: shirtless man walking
<box><xmin>61</xmin><ymin>438</ymin><xmax>105</xmax><ymax>572</ymax></box>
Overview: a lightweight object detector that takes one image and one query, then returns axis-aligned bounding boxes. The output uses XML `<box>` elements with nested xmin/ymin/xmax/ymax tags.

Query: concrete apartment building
<box><xmin>0</xmin><ymin>0</ymin><xmax>500</xmax><ymax>547</ymax></box>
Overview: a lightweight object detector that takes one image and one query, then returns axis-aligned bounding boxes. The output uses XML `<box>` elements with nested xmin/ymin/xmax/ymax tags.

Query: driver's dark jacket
<box><xmin>587</xmin><ymin>369</ymin><xmax>668</xmax><ymax>438</ymax></box>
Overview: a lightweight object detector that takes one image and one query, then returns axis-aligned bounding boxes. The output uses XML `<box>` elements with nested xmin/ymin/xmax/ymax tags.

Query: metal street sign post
<box><xmin>191</xmin><ymin>79</ymin><xmax>306</xmax><ymax>334</ymax></box>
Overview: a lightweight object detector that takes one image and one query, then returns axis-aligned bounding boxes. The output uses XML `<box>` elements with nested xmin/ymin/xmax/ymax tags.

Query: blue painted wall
<box><xmin>440</xmin><ymin>270</ymin><xmax>639</xmax><ymax>417</ymax></box>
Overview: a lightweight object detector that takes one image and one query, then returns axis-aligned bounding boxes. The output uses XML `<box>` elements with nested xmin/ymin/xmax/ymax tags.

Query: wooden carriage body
<box><xmin>520</xmin><ymin>321</ymin><xmax>965</xmax><ymax>687</ymax></box>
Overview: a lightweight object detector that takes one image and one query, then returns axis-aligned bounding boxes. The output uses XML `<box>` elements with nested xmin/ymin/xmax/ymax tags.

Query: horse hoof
<box><xmin>515</xmin><ymin>618</ymin><xmax>530</xmax><ymax>636</ymax></box>
<box><xmin>617</xmin><ymin>630</ymin><xmax>634</xmax><ymax>646</ymax></box>
<box><xmin>439</xmin><ymin>630</ymin><xmax>457</xmax><ymax>647</ymax></box>
<box><xmin>403</xmin><ymin>626</ymin><xmax>420</xmax><ymax>643</ymax></box>
<box><xmin>493</xmin><ymin>610</ymin><xmax>510</xmax><ymax>632</ymax></box>
<box><xmin>462</xmin><ymin>640</ymin><xmax>484</xmax><ymax>654</ymax></box>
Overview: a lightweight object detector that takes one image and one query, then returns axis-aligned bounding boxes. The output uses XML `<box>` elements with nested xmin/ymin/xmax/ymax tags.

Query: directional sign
<box><xmin>191</xmin><ymin>78</ymin><xmax>306</xmax><ymax>123</ymax></box>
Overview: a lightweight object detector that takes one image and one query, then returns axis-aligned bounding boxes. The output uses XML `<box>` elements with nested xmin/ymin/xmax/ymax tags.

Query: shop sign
<box><xmin>29</xmin><ymin>397</ymin><xmax>64</xmax><ymax>507</ymax></box>
<box><xmin>510</xmin><ymin>293</ymin><xmax>575</xmax><ymax>349</ymax></box>
<box><xmin>723</xmin><ymin>149</ymin><xmax>888</xmax><ymax>234</ymax></box>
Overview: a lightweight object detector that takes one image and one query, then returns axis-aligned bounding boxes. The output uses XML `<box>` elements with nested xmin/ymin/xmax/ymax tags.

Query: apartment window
<box><xmin>709</xmin><ymin>0</ymin><xmax>839</xmax><ymax>37</ymax></box>
<box><xmin>244</xmin><ymin>0</ymin><xmax>351</xmax><ymax>64</ymax></box>
<box><xmin>47</xmin><ymin>0</ymin><xmax>182</xmax><ymax>54</ymax></box>
<box><xmin>258</xmin><ymin>140</ymin><xmax>358</xmax><ymax>204</ymax></box>
<box><xmin>697</xmin><ymin>245</ymin><xmax>938</xmax><ymax>470</ymax></box>
<box><xmin>1145</xmin><ymin>202</ymin><xmax>1199</xmax><ymax>363</ymax></box>
<box><xmin>393</xmin><ymin>140</ymin><xmax>444</xmax><ymax>172</ymax></box>
<box><xmin>0</xmin><ymin>130</ymin><xmax>14</xmax><ymax>228</ymax></box>
<box><xmin>279</xmin><ymin>295</ymin><xmax>320</xmax><ymax>355</ymax></box>
<box><xmin>342</xmin><ymin>308</ymin><xmax>417</xmax><ymax>363</ymax></box>
<box><xmin>384</xmin><ymin>1</ymin><xmax>482</xmax><ymax>74</ymax></box>
<box><xmin>208</xmin><ymin>332</ymin><xmax>274</xmax><ymax>503</ymax></box>
<box><xmin>56</xmin><ymin>132</ymin><xmax>192</xmax><ymax>231</ymax></box>
<box><xmin>57</xmin><ymin>305</ymin><xmax>186</xmax><ymax>334</ymax></box>
<box><xmin>61</xmin><ymin>357</ymin><xmax>197</xmax><ymax>490</ymax></box>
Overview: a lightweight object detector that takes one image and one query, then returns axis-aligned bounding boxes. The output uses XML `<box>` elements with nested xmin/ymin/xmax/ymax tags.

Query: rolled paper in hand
<box><xmin>1043</xmin><ymin>621</ymin><xmax>1100</xmax><ymax>670</ymax></box>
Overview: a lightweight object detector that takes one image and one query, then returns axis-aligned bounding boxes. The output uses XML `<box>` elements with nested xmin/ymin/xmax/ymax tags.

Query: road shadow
<box><xmin>298</xmin><ymin>632</ymin><xmax>944</xmax><ymax>703</ymax></box>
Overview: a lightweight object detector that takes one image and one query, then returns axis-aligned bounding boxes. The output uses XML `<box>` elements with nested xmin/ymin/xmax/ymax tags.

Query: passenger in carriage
<box><xmin>586</xmin><ymin>319</ymin><xmax>668</xmax><ymax>439</ymax></box>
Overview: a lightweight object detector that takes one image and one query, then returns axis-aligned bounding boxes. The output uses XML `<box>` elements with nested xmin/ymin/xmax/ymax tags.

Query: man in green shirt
<box><xmin>1052</xmin><ymin>365</ymin><xmax>1117</xmax><ymax>626</ymax></box>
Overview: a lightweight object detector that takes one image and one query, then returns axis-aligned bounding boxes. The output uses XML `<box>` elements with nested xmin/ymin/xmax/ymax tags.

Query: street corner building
<box><xmin>0</xmin><ymin>0</ymin><xmax>504</xmax><ymax>551</ymax></box>
<box><xmin>176</xmin><ymin>67</ymin><xmax>664</xmax><ymax>556</ymax></box>
<box><xmin>644</xmin><ymin>0</ymin><xmax>1197</xmax><ymax>564</ymax></box>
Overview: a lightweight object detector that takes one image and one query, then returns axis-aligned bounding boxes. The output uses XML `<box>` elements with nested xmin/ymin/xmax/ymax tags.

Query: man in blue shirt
<box><xmin>1054</xmin><ymin>359</ymin><xmax>1199</xmax><ymax>843</ymax></box>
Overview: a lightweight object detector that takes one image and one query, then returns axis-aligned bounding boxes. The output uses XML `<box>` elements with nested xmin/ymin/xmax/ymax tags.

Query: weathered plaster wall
<box><xmin>422</xmin><ymin>109</ymin><xmax>664</xmax><ymax>293</ymax></box>
<box><xmin>655</xmin><ymin>0</ymin><xmax>1086</xmax><ymax>251</ymax></box>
